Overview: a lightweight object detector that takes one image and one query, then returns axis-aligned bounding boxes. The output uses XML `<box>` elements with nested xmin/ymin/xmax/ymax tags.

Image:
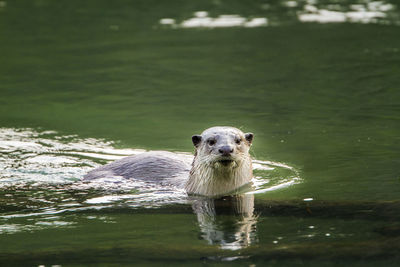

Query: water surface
<box><xmin>1</xmin><ymin>0</ymin><xmax>400</xmax><ymax>265</ymax></box>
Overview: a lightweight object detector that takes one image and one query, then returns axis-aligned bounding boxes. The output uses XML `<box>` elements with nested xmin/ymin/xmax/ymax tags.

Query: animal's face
<box><xmin>192</xmin><ymin>127</ymin><xmax>253</xmax><ymax>167</ymax></box>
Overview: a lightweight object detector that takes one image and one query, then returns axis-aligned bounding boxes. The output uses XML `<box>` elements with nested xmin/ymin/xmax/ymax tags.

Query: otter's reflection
<box><xmin>191</xmin><ymin>193</ymin><xmax>258</xmax><ymax>250</ymax></box>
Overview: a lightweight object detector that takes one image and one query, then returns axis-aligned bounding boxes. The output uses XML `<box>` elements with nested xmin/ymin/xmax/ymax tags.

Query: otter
<box><xmin>186</xmin><ymin>126</ymin><xmax>254</xmax><ymax>196</ymax></box>
<box><xmin>84</xmin><ymin>126</ymin><xmax>254</xmax><ymax>197</ymax></box>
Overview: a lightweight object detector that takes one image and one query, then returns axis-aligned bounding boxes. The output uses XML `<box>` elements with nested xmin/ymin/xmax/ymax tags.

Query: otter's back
<box><xmin>84</xmin><ymin>151</ymin><xmax>192</xmax><ymax>186</ymax></box>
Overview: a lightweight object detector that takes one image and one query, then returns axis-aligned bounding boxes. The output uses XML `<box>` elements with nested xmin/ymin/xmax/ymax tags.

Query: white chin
<box><xmin>215</xmin><ymin>160</ymin><xmax>237</xmax><ymax>168</ymax></box>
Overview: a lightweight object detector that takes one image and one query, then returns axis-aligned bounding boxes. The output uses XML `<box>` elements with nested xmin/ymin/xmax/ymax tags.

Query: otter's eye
<box><xmin>208</xmin><ymin>139</ymin><xmax>216</xmax><ymax>146</ymax></box>
<box><xmin>235</xmin><ymin>138</ymin><xmax>241</xmax><ymax>145</ymax></box>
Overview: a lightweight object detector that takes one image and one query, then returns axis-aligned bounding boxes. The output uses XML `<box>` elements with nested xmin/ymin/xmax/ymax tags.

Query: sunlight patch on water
<box><xmin>158</xmin><ymin>1</ymin><xmax>398</xmax><ymax>29</ymax></box>
<box><xmin>297</xmin><ymin>0</ymin><xmax>396</xmax><ymax>24</ymax></box>
<box><xmin>159</xmin><ymin>11</ymin><xmax>268</xmax><ymax>29</ymax></box>
<box><xmin>84</xmin><ymin>188</ymin><xmax>188</xmax><ymax>207</ymax></box>
<box><xmin>0</xmin><ymin>220</ymin><xmax>76</xmax><ymax>234</ymax></box>
<box><xmin>0</xmin><ymin>224</ymin><xmax>36</xmax><ymax>234</ymax></box>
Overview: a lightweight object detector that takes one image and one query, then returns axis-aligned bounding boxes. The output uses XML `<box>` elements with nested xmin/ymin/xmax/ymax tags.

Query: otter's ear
<box><xmin>192</xmin><ymin>135</ymin><xmax>202</xmax><ymax>147</ymax></box>
<box><xmin>245</xmin><ymin>133</ymin><xmax>254</xmax><ymax>144</ymax></box>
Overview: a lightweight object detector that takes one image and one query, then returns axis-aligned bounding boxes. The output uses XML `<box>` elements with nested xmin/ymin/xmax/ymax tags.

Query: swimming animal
<box><xmin>84</xmin><ymin>126</ymin><xmax>254</xmax><ymax>197</ymax></box>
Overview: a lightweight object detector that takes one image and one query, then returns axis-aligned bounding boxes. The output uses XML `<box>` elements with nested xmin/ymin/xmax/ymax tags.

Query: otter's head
<box><xmin>191</xmin><ymin>126</ymin><xmax>253</xmax><ymax>169</ymax></box>
<box><xmin>186</xmin><ymin>126</ymin><xmax>254</xmax><ymax>196</ymax></box>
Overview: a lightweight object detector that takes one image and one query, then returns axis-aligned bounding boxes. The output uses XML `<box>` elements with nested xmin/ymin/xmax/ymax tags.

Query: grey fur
<box><xmin>186</xmin><ymin>127</ymin><xmax>254</xmax><ymax>196</ymax></box>
<box><xmin>84</xmin><ymin>126</ymin><xmax>253</xmax><ymax>196</ymax></box>
<box><xmin>84</xmin><ymin>151</ymin><xmax>192</xmax><ymax>187</ymax></box>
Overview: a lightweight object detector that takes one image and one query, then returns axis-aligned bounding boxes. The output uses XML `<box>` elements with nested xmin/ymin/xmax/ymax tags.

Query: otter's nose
<box><xmin>218</xmin><ymin>146</ymin><xmax>234</xmax><ymax>156</ymax></box>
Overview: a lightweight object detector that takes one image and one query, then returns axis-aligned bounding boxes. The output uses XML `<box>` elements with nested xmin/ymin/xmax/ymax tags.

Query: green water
<box><xmin>1</xmin><ymin>0</ymin><xmax>400</xmax><ymax>265</ymax></box>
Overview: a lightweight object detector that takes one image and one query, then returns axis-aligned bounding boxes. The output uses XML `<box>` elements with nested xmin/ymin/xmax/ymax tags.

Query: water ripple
<box><xmin>0</xmin><ymin>127</ymin><xmax>300</xmax><ymax>220</ymax></box>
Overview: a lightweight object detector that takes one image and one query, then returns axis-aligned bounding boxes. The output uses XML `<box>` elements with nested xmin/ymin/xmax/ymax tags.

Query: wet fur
<box><xmin>185</xmin><ymin>127</ymin><xmax>253</xmax><ymax>196</ymax></box>
<box><xmin>84</xmin><ymin>151</ymin><xmax>191</xmax><ymax>187</ymax></box>
<box><xmin>84</xmin><ymin>127</ymin><xmax>253</xmax><ymax>197</ymax></box>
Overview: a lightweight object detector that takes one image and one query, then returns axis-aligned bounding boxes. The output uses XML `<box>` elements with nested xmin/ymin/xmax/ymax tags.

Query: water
<box><xmin>1</xmin><ymin>0</ymin><xmax>400</xmax><ymax>265</ymax></box>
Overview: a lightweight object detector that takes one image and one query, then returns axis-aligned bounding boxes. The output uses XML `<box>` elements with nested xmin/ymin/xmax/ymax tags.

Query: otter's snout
<box><xmin>218</xmin><ymin>146</ymin><xmax>234</xmax><ymax>156</ymax></box>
